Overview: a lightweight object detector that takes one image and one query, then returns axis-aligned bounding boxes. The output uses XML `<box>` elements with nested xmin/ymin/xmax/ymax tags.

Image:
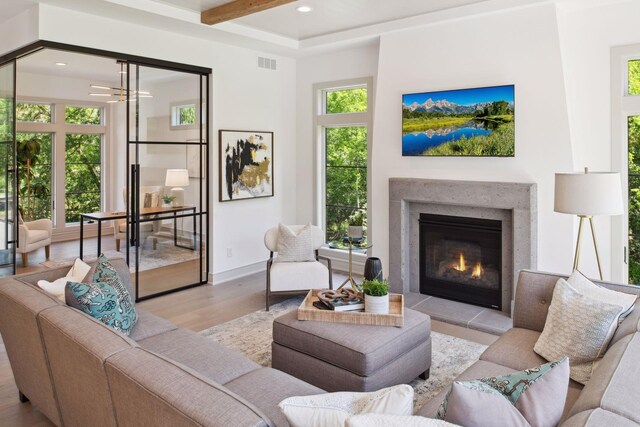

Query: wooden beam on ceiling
<box><xmin>201</xmin><ymin>0</ymin><xmax>297</xmax><ymax>25</ymax></box>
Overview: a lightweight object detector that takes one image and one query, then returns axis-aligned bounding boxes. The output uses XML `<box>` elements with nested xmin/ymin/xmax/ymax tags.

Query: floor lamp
<box><xmin>554</xmin><ymin>168</ymin><xmax>623</xmax><ymax>279</ymax></box>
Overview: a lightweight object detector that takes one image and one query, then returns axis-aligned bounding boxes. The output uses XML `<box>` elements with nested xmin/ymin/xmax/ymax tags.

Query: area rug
<box><xmin>42</xmin><ymin>238</ymin><xmax>200</xmax><ymax>272</ymax></box>
<box><xmin>200</xmin><ymin>297</ymin><xmax>487</xmax><ymax>410</ymax></box>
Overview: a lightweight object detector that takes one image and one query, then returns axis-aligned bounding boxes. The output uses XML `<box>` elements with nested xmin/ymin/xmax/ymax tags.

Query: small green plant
<box><xmin>161</xmin><ymin>194</ymin><xmax>176</xmax><ymax>204</ymax></box>
<box><xmin>362</xmin><ymin>278</ymin><xmax>389</xmax><ymax>297</ymax></box>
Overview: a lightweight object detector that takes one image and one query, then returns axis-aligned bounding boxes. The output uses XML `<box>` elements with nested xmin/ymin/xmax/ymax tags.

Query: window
<box><xmin>16</xmin><ymin>101</ymin><xmax>105</xmax><ymax>229</ymax></box>
<box><xmin>315</xmin><ymin>79</ymin><xmax>372</xmax><ymax>243</ymax></box>
<box><xmin>171</xmin><ymin>103</ymin><xmax>196</xmax><ymax>126</ymax></box>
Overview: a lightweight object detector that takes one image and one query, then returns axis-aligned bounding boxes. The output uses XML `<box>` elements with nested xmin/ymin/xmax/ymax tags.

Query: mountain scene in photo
<box><xmin>402</xmin><ymin>85</ymin><xmax>515</xmax><ymax>157</ymax></box>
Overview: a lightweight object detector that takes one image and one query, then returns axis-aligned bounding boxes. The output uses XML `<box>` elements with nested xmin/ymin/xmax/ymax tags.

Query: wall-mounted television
<box><xmin>402</xmin><ymin>84</ymin><xmax>515</xmax><ymax>157</ymax></box>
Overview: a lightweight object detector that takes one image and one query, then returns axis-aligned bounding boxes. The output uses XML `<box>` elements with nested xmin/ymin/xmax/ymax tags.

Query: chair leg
<box><xmin>21</xmin><ymin>253</ymin><xmax>27</xmax><ymax>267</ymax></box>
<box><xmin>266</xmin><ymin>288</ymin><xmax>270</xmax><ymax>312</ymax></box>
<box><xmin>419</xmin><ymin>369</ymin><xmax>430</xmax><ymax>380</ymax></box>
<box><xmin>115</xmin><ymin>239</ymin><xmax>120</xmax><ymax>252</ymax></box>
<box><xmin>45</xmin><ymin>245</ymin><xmax>50</xmax><ymax>260</ymax></box>
<box><xmin>19</xmin><ymin>391</ymin><xmax>29</xmax><ymax>403</ymax></box>
<box><xmin>152</xmin><ymin>238</ymin><xmax>157</xmax><ymax>250</ymax></box>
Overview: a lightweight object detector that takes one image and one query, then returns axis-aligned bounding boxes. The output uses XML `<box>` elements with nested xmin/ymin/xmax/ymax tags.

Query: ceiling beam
<box><xmin>201</xmin><ymin>0</ymin><xmax>297</xmax><ymax>25</ymax></box>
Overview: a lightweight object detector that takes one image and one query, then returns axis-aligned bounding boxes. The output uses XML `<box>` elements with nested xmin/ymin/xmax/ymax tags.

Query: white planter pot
<box><xmin>365</xmin><ymin>294</ymin><xmax>389</xmax><ymax>314</ymax></box>
<box><xmin>162</xmin><ymin>202</ymin><xmax>172</xmax><ymax>208</ymax></box>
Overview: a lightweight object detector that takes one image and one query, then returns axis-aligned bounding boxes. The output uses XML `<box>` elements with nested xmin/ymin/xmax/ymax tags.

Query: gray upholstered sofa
<box><xmin>0</xmin><ymin>259</ymin><xmax>322</xmax><ymax>427</ymax></box>
<box><xmin>417</xmin><ymin>270</ymin><xmax>640</xmax><ymax>426</ymax></box>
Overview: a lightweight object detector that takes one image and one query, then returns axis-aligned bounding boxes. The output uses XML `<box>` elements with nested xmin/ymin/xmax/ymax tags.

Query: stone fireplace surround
<box><xmin>389</xmin><ymin>178</ymin><xmax>537</xmax><ymax>316</ymax></box>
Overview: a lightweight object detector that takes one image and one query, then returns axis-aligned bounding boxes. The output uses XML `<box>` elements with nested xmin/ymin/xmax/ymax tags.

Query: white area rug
<box><xmin>200</xmin><ymin>297</ymin><xmax>487</xmax><ymax>411</ymax></box>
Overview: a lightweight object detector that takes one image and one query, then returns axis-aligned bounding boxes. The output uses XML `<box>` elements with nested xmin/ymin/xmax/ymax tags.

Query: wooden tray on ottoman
<box><xmin>297</xmin><ymin>289</ymin><xmax>404</xmax><ymax>327</ymax></box>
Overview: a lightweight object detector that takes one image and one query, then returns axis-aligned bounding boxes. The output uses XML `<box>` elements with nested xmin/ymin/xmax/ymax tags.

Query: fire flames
<box><xmin>453</xmin><ymin>253</ymin><xmax>483</xmax><ymax>279</ymax></box>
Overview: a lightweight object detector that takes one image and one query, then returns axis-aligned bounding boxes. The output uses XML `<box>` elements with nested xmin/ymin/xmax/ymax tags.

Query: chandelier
<box><xmin>89</xmin><ymin>61</ymin><xmax>152</xmax><ymax>103</ymax></box>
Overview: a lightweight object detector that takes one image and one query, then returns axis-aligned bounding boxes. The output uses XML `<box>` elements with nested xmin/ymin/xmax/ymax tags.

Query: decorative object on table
<box><xmin>298</xmin><ymin>289</ymin><xmax>404</xmax><ymax>326</ymax></box>
<box><xmin>161</xmin><ymin>194</ymin><xmax>175</xmax><ymax>208</ymax></box>
<box><xmin>165</xmin><ymin>168</ymin><xmax>189</xmax><ymax>207</ymax></box>
<box><xmin>316</xmin><ymin>288</ymin><xmax>364</xmax><ymax>312</ymax></box>
<box><xmin>436</xmin><ymin>357</ymin><xmax>569</xmax><ymax>427</ymax></box>
<box><xmin>364</xmin><ymin>257</ymin><xmax>383</xmax><ymax>281</ymax></box>
<box><xmin>363</xmin><ymin>278</ymin><xmax>390</xmax><ymax>314</ymax></box>
<box><xmin>402</xmin><ymin>84</ymin><xmax>515</xmax><ymax>157</ymax></box>
<box><xmin>554</xmin><ymin>167</ymin><xmax>623</xmax><ymax>279</ymax></box>
<box><xmin>219</xmin><ymin>129</ymin><xmax>273</xmax><ymax>202</ymax></box>
<box><xmin>348</xmin><ymin>225</ymin><xmax>364</xmax><ymax>240</ymax></box>
<box><xmin>264</xmin><ymin>224</ymin><xmax>332</xmax><ymax>311</ymax></box>
<box><xmin>278</xmin><ymin>384</ymin><xmax>414</xmax><ymax>427</ymax></box>
<box><xmin>533</xmin><ymin>271</ymin><xmax>636</xmax><ymax>385</ymax></box>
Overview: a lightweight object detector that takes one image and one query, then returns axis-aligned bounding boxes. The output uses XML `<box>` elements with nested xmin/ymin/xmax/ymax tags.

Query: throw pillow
<box><xmin>65</xmin><ymin>254</ymin><xmax>137</xmax><ymax>336</ymax></box>
<box><xmin>436</xmin><ymin>358</ymin><xmax>569</xmax><ymax>427</ymax></box>
<box><xmin>276</xmin><ymin>223</ymin><xmax>316</xmax><ymax>262</ymax></box>
<box><xmin>279</xmin><ymin>384</ymin><xmax>413</xmax><ymax>427</ymax></box>
<box><xmin>346</xmin><ymin>414</ymin><xmax>460</xmax><ymax>427</ymax></box>
<box><xmin>568</xmin><ymin>270</ymin><xmax>637</xmax><ymax>318</ymax></box>
<box><xmin>534</xmin><ymin>279</ymin><xmax>626</xmax><ymax>384</ymax></box>
<box><xmin>37</xmin><ymin>258</ymin><xmax>91</xmax><ymax>301</ymax></box>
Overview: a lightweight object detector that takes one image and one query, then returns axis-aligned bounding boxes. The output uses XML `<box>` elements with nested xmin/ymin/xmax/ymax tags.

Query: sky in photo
<box><xmin>403</xmin><ymin>85</ymin><xmax>514</xmax><ymax>106</ymax></box>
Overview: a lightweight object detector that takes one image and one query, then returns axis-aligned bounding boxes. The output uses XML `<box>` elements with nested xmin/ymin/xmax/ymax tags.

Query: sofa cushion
<box><xmin>105</xmin><ymin>347</ymin><xmax>269</xmax><ymax>427</ymax></box>
<box><xmin>562</xmin><ymin>408</ymin><xmax>640</xmax><ymax>427</ymax></box>
<box><xmin>534</xmin><ymin>279</ymin><xmax>623</xmax><ymax>384</ymax></box>
<box><xmin>269</xmin><ymin>261</ymin><xmax>329</xmax><ymax>292</ymax></box>
<box><xmin>225</xmin><ymin>367</ymin><xmax>324</xmax><ymax>427</ymax></box>
<box><xmin>566</xmin><ymin>333</ymin><xmax>640</xmax><ymax>424</ymax></box>
<box><xmin>436</xmin><ymin>358</ymin><xmax>569</xmax><ymax>427</ymax></box>
<box><xmin>272</xmin><ymin>308</ymin><xmax>430</xmax><ymax>376</ymax></box>
<box><xmin>139</xmin><ymin>328</ymin><xmax>260</xmax><ymax>384</ymax></box>
<box><xmin>279</xmin><ymin>384</ymin><xmax>414</xmax><ymax>427</ymax></box>
<box><xmin>128</xmin><ymin>308</ymin><xmax>177</xmax><ymax>341</ymax></box>
<box><xmin>480</xmin><ymin>328</ymin><xmax>547</xmax><ymax>371</ymax></box>
<box><xmin>27</xmin><ymin>228</ymin><xmax>50</xmax><ymax>243</ymax></box>
<box><xmin>346</xmin><ymin>414</ymin><xmax>459</xmax><ymax>427</ymax></box>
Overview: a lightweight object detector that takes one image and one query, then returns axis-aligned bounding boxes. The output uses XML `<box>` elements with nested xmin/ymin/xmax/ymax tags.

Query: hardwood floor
<box><xmin>0</xmin><ymin>242</ymin><xmax>496</xmax><ymax>426</ymax></box>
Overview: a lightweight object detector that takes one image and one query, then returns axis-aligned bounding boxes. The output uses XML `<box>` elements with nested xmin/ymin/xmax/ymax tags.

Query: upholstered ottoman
<box><xmin>272</xmin><ymin>308</ymin><xmax>431</xmax><ymax>392</ymax></box>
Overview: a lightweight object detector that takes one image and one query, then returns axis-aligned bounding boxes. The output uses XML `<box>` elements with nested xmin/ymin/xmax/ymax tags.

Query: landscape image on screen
<box><xmin>402</xmin><ymin>85</ymin><xmax>515</xmax><ymax>157</ymax></box>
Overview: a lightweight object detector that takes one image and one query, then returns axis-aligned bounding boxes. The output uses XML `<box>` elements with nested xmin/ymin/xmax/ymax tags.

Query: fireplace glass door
<box><xmin>419</xmin><ymin>213</ymin><xmax>502</xmax><ymax>309</ymax></box>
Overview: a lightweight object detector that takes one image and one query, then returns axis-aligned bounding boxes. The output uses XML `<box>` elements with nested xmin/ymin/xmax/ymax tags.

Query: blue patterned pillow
<box><xmin>66</xmin><ymin>255</ymin><xmax>137</xmax><ymax>336</ymax></box>
<box><xmin>436</xmin><ymin>357</ymin><xmax>569</xmax><ymax>427</ymax></box>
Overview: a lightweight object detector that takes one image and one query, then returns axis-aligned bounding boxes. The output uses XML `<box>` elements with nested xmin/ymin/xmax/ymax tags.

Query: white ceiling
<box><xmin>156</xmin><ymin>0</ymin><xmax>491</xmax><ymax>40</ymax></box>
<box><xmin>0</xmin><ymin>0</ymin><xmax>38</xmax><ymax>22</ymax></box>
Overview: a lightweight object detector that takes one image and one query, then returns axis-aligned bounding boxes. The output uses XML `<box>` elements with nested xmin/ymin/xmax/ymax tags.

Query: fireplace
<box><xmin>419</xmin><ymin>213</ymin><xmax>502</xmax><ymax>310</ymax></box>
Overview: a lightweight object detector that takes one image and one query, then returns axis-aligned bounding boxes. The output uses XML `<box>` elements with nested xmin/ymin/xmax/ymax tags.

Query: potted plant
<box><xmin>161</xmin><ymin>194</ymin><xmax>175</xmax><ymax>208</ymax></box>
<box><xmin>362</xmin><ymin>278</ymin><xmax>389</xmax><ymax>314</ymax></box>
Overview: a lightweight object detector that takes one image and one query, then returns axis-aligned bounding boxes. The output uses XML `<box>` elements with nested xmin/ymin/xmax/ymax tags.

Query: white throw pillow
<box><xmin>278</xmin><ymin>384</ymin><xmax>414</xmax><ymax>427</ymax></box>
<box><xmin>534</xmin><ymin>279</ymin><xmax>626</xmax><ymax>384</ymax></box>
<box><xmin>37</xmin><ymin>258</ymin><xmax>91</xmax><ymax>302</ymax></box>
<box><xmin>276</xmin><ymin>223</ymin><xmax>316</xmax><ymax>262</ymax></box>
<box><xmin>346</xmin><ymin>414</ymin><xmax>460</xmax><ymax>427</ymax></box>
<box><xmin>568</xmin><ymin>270</ymin><xmax>637</xmax><ymax>318</ymax></box>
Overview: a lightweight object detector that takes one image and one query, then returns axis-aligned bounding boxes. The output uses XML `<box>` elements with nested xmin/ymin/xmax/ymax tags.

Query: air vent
<box><xmin>258</xmin><ymin>56</ymin><xmax>277</xmax><ymax>71</ymax></box>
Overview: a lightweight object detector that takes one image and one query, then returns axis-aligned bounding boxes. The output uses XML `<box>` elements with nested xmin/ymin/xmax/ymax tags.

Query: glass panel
<box><xmin>628</xmin><ymin>115</ymin><xmax>640</xmax><ymax>284</ymax></box>
<box><xmin>325</xmin><ymin>87</ymin><xmax>367</xmax><ymax>114</ymax></box>
<box><xmin>16</xmin><ymin>133</ymin><xmax>52</xmax><ymax>221</ymax></box>
<box><xmin>325</xmin><ymin>126</ymin><xmax>367</xmax><ymax>243</ymax></box>
<box><xmin>65</xmin><ymin>133</ymin><xmax>101</xmax><ymax>223</ymax></box>
<box><xmin>0</xmin><ymin>62</ymin><xmax>16</xmax><ymax>275</ymax></box>
<box><xmin>65</xmin><ymin>106</ymin><xmax>102</xmax><ymax>125</ymax></box>
<box><xmin>16</xmin><ymin>102</ymin><xmax>52</xmax><ymax>123</ymax></box>
<box><xmin>628</xmin><ymin>59</ymin><xmax>640</xmax><ymax>95</ymax></box>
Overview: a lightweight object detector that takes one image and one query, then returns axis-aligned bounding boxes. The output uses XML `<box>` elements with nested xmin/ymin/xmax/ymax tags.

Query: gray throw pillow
<box><xmin>276</xmin><ymin>223</ymin><xmax>316</xmax><ymax>262</ymax></box>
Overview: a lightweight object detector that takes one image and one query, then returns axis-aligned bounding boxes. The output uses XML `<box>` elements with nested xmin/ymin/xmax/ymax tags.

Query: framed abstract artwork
<box><xmin>402</xmin><ymin>84</ymin><xmax>515</xmax><ymax>157</ymax></box>
<box><xmin>218</xmin><ymin>130</ymin><xmax>274</xmax><ymax>202</ymax></box>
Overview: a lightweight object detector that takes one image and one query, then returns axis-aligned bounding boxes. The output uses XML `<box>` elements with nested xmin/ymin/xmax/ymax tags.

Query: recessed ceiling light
<box><xmin>296</xmin><ymin>5</ymin><xmax>312</xmax><ymax>13</ymax></box>
<box><xmin>55</xmin><ymin>62</ymin><xmax>67</xmax><ymax>66</ymax></box>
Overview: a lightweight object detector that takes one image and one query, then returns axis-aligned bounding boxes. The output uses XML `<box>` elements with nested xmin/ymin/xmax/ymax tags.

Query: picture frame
<box><xmin>218</xmin><ymin>130</ymin><xmax>274</xmax><ymax>202</ymax></box>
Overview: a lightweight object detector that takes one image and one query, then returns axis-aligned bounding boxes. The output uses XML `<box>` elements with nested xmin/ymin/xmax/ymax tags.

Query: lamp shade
<box><xmin>165</xmin><ymin>169</ymin><xmax>189</xmax><ymax>187</ymax></box>
<box><xmin>554</xmin><ymin>171</ymin><xmax>623</xmax><ymax>216</ymax></box>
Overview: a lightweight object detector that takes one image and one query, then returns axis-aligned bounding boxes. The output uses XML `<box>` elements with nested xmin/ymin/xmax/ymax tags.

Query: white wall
<box><xmin>0</xmin><ymin>7</ymin><xmax>38</xmax><ymax>58</ymax></box>
<box><xmin>369</xmin><ymin>4</ymin><xmax>575</xmax><ymax>277</ymax></box>
<box><xmin>36</xmin><ymin>4</ymin><xmax>298</xmax><ymax>281</ymax></box>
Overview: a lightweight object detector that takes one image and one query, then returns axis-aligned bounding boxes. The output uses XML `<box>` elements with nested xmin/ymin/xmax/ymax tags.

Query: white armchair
<box><xmin>264</xmin><ymin>225</ymin><xmax>332</xmax><ymax>311</ymax></box>
<box><xmin>17</xmin><ymin>218</ymin><xmax>53</xmax><ymax>267</ymax></box>
<box><xmin>114</xmin><ymin>186</ymin><xmax>163</xmax><ymax>251</ymax></box>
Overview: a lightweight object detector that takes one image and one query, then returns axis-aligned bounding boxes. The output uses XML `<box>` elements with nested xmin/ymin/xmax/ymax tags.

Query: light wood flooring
<box><xmin>1</xmin><ymin>239</ymin><xmax>497</xmax><ymax>426</ymax></box>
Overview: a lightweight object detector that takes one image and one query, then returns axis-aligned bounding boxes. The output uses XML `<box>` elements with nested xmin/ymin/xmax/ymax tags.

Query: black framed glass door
<box><xmin>0</xmin><ymin>61</ymin><xmax>17</xmax><ymax>276</ymax></box>
<box><xmin>126</xmin><ymin>62</ymin><xmax>209</xmax><ymax>301</ymax></box>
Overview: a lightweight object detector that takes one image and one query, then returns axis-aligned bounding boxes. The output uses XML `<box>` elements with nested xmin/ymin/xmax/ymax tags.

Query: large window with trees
<box><xmin>16</xmin><ymin>100</ymin><xmax>105</xmax><ymax>229</ymax></box>
<box><xmin>316</xmin><ymin>79</ymin><xmax>372</xmax><ymax>243</ymax></box>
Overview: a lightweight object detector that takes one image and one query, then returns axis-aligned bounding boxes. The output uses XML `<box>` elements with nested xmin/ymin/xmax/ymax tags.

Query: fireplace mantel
<box><xmin>388</xmin><ymin>178</ymin><xmax>537</xmax><ymax>315</ymax></box>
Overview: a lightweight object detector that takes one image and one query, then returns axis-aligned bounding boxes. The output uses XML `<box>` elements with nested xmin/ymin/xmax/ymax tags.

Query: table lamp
<box><xmin>554</xmin><ymin>167</ymin><xmax>623</xmax><ymax>279</ymax></box>
<box><xmin>165</xmin><ymin>169</ymin><xmax>189</xmax><ymax>207</ymax></box>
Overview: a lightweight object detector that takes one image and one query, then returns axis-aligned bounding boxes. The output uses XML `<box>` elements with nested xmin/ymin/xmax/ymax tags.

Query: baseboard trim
<box><xmin>210</xmin><ymin>260</ymin><xmax>266</xmax><ymax>285</ymax></box>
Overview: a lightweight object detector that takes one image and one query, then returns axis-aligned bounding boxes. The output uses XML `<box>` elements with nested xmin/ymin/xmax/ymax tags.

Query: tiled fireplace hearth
<box><xmin>389</xmin><ymin>178</ymin><xmax>537</xmax><ymax>320</ymax></box>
